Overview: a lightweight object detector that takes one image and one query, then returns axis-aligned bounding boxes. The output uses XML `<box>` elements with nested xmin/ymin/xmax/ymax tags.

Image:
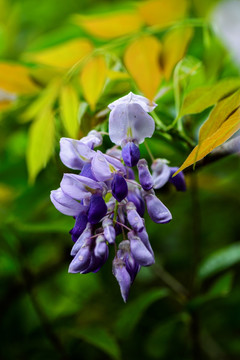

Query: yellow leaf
<box><xmin>199</xmin><ymin>89</ymin><xmax>240</xmax><ymax>142</ymax></box>
<box><xmin>24</xmin><ymin>39</ymin><xmax>93</xmax><ymax>69</ymax></box>
<box><xmin>72</xmin><ymin>12</ymin><xmax>142</xmax><ymax>39</ymax></box>
<box><xmin>180</xmin><ymin>78</ymin><xmax>240</xmax><ymax>116</ymax></box>
<box><xmin>174</xmin><ymin>107</ymin><xmax>240</xmax><ymax>175</ymax></box>
<box><xmin>138</xmin><ymin>0</ymin><xmax>188</xmax><ymax>28</ymax></box>
<box><xmin>60</xmin><ymin>84</ymin><xmax>79</xmax><ymax>138</ymax></box>
<box><xmin>107</xmin><ymin>70</ymin><xmax>130</xmax><ymax>81</ymax></box>
<box><xmin>27</xmin><ymin>108</ymin><xmax>55</xmax><ymax>183</ymax></box>
<box><xmin>0</xmin><ymin>62</ymin><xmax>38</xmax><ymax>94</ymax></box>
<box><xmin>80</xmin><ymin>55</ymin><xmax>107</xmax><ymax>110</ymax></box>
<box><xmin>21</xmin><ymin>77</ymin><xmax>61</xmax><ymax>122</ymax></box>
<box><xmin>124</xmin><ymin>35</ymin><xmax>162</xmax><ymax>100</ymax></box>
<box><xmin>162</xmin><ymin>27</ymin><xmax>193</xmax><ymax>80</ymax></box>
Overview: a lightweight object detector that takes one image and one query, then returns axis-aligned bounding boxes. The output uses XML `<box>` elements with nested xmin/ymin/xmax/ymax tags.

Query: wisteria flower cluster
<box><xmin>50</xmin><ymin>92</ymin><xmax>186</xmax><ymax>302</ymax></box>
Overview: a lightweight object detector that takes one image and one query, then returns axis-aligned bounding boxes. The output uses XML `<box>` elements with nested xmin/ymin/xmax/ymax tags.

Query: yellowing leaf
<box><xmin>72</xmin><ymin>12</ymin><xmax>142</xmax><ymax>39</ymax></box>
<box><xmin>199</xmin><ymin>89</ymin><xmax>240</xmax><ymax>142</ymax></box>
<box><xmin>27</xmin><ymin>108</ymin><xmax>55</xmax><ymax>183</ymax></box>
<box><xmin>107</xmin><ymin>70</ymin><xmax>130</xmax><ymax>81</ymax></box>
<box><xmin>138</xmin><ymin>0</ymin><xmax>188</xmax><ymax>28</ymax></box>
<box><xmin>174</xmin><ymin>107</ymin><xmax>240</xmax><ymax>175</ymax></box>
<box><xmin>0</xmin><ymin>62</ymin><xmax>38</xmax><ymax>94</ymax></box>
<box><xmin>124</xmin><ymin>35</ymin><xmax>162</xmax><ymax>100</ymax></box>
<box><xmin>180</xmin><ymin>78</ymin><xmax>240</xmax><ymax>116</ymax></box>
<box><xmin>162</xmin><ymin>27</ymin><xmax>193</xmax><ymax>80</ymax></box>
<box><xmin>21</xmin><ymin>77</ymin><xmax>61</xmax><ymax>123</ymax></box>
<box><xmin>60</xmin><ymin>84</ymin><xmax>79</xmax><ymax>138</ymax></box>
<box><xmin>80</xmin><ymin>55</ymin><xmax>107</xmax><ymax>111</ymax></box>
<box><xmin>24</xmin><ymin>39</ymin><xmax>93</xmax><ymax>69</ymax></box>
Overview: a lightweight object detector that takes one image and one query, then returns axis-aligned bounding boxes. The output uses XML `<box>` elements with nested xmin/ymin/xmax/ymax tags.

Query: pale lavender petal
<box><xmin>60</xmin><ymin>174</ymin><xmax>103</xmax><ymax>200</ymax></box>
<box><xmin>50</xmin><ymin>188</ymin><xmax>84</xmax><ymax>216</ymax></box>
<box><xmin>103</xmin><ymin>153</ymin><xmax>126</xmax><ymax>175</ymax></box>
<box><xmin>60</xmin><ymin>138</ymin><xmax>95</xmax><ymax>170</ymax></box>
<box><xmin>91</xmin><ymin>151</ymin><xmax>114</xmax><ymax>181</ymax></box>
<box><xmin>151</xmin><ymin>160</ymin><xmax>171</xmax><ymax>189</ymax></box>
<box><xmin>108</xmin><ymin>92</ymin><xmax>157</xmax><ymax>112</ymax></box>
<box><xmin>80</xmin><ymin>130</ymin><xmax>103</xmax><ymax>149</ymax></box>
<box><xmin>109</xmin><ymin>103</ymin><xmax>155</xmax><ymax>145</ymax></box>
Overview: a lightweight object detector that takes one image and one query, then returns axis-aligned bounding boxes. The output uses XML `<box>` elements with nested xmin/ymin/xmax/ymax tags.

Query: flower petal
<box><xmin>109</xmin><ymin>103</ymin><xmax>155</xmax><ymax>145</ymax></box>
<box><xmin>108</xmin><ymin>92</ymin><xmax>157</xmax><ymax>112</ymax></box>
<box><xmin>60</xmin><ymin>174</ymin><xmax>103</xmax><ymax>200</ymax></box>
<box><xmin>50</xmin><ymin>188</ymin><xmax>85</xmax><ymax>216</ymax></box>
<box><xmin>60</xmin><ymin>137</ymin><xmax>95</xmax><ymax>170</ymax></box>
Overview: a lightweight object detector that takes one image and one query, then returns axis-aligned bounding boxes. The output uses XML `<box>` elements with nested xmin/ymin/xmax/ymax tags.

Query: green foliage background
<box><xmin>0</xmin><ymin>0</ymin><xmax>240</xmax><ymax>359</ymax></box>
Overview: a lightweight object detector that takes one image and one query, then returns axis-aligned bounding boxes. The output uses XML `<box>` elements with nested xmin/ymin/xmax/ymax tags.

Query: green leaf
<box><xmin>173</xmin><ymin>56</ymin><xmax>205</xmax><ymax>114</ymax></box>
<box><xmin>188</xmin><ymin>272</ymin><xmax>234</xmax><ymax>309</ymax></box>
<box><xmin>60</xmin><ymin>84</ymin><xmax>79</xmax><ymax>138</ymax></box>
<box><xmin>115</xmin><ymin>287</ymin><xmax>169</xmax><ymax>339</ymax></box>
<box><xmin>26</xmin><ymin>108</ymin><xmax>55</xmax><ymax>183</ymax></box>
<box><xmin>69</xmin><ymin>326</ymin><xmax>121</xmax><ymax>360</ymax></box>
<box><xmin>180</xmin><ymin>77</ymin><xmax>240</xmax><ymax>116</ymax></box>
<box><xmin>21</xmin><ymin>77</ymin><xmax>61</xmax><ymax>123</ymax></box>
<box><xmin>198</xmin><ymin>243</ymin><xmax>240</xmax><ymax>280</ymax></box>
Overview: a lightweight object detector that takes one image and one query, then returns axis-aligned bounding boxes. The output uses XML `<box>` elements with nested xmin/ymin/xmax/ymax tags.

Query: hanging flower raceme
<box><xmin>50</xmin><ymin>92</ymin><xmax>186</xmax><ymax>302</ymax></box>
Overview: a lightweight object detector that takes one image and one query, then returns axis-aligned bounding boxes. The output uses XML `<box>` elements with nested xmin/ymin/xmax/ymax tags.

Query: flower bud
<box><xmin>88</xmin><ymin>194</ymin><xmax>107</xmax><ymax>224</ymax></box>
<box><xmin>137</xmin><ymin>159</ymin><xmax>153</xmax><ymax>190</ymax></box>
<box><xmin>69</xmin><ymin>212</ymin><xmax>88</xmax><ymax>242</ymax></box>
<box><xmin>125</xmin><ymin>202</ymin><xmax>144</xmax><ymax>232</ymax></box>
<box><xmin>169</xmin><ymin>167</ymin><xmax>186</xmax><ymax>191</ymax></box>
<box><xmin>112</xmin><ymin>257</ymin><xmax>132</xmax><ymax>302</ymax></box>
<box><xmin>102</xmin><ymin>218</ymin><xmax>116</xmax><ymax>244</ymax></box>
<box><xmin>128</xmin><ymin>231</ymin><xmax>155</xmax><ymax>266</ymax></box>
<box><xmin>122</xmin><ymin>142</ymin><xmax>140</xmax><ymax>167</ymax></box>
<box><xmin>144</xmin><ymin>191</ymin><xmax>172</xmax><ymax>224</ymax></box>
<box><xmin>111</xmin><ymin>174</ymin><xmax>128</xmax><ymax>202</ymax></box>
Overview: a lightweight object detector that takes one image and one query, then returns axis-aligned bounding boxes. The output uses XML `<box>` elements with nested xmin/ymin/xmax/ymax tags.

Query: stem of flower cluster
<box><xmin>144</xmin><ymin>140</ymin><xmax>155</xmax><ymax>162</ymax></box>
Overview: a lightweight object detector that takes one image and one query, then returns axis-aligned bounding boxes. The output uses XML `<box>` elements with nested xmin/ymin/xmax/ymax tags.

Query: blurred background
<box><xmin>0</xmin><ymin>0</ymin><xmax>240</xmax><ymax>359</ymax></box>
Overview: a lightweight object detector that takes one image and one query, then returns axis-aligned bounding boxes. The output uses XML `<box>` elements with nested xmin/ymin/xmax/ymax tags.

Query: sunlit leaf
<box><xmin>60</xmin><ymin>84</ymin><xmax>79</xmax><ymax>138</ymax></box>
<box><xmin>138</xmin><ymin>0</ymin><xmax>188</xmax><ymax>27</ymax></box>
<box><xmin>70</xmin><ymin>326</ymin><xmax>121</xmax><ymax>360</ymax></box>
<box><xmin>80</xmin><ymin>54</ymin><xmax>107</xmax><ymax>110</ymax></box>
<box><xmin>72</xmin><ymin>12</ymin><xmax>142</xmax><ymax>39</ymax></box>
<box><xmin>21</xmin><ymin>77</ymin><xmax>61</xmax><ymax>122</ymax></box>
<box><xmin>162</xmin><ymin>27</ymin><xmax>193</xmax><ymax>80</ymax></box>
<box><xmin>180</xmin><ymin>77</ymin><xmax>240</xmax><ymax>116</ymax></box>
<box><xmin>198</xmin><ymin>243</ymin><xmax>240</xmax><ymax>279</ymax></box>
<box><xmin>27</xmin><ymin>108</ymin><xmax>55</xmax><ymax>183</ymax></box>
<box><xmin>23</xmin><ymin>38</ymin><xmax>93</xmax><ymax>69</ymax></box>
<box><xmin>174</xmin><ymin>106</ymin><xmax>240</xmax><ymax>174</ymax></box>
<box><xmin>124</xmin><ymin>35</ymin><xmax>162</xmax><ymax>100</ymax></box>
<box><xmin>115</xmin><ymin>288</ymin><xmax>169</xmax><ymax>339</ymax></box>
<box><xmin>0</xmin><ymin>62</ymin><xmax>38</xmax><ymax>94</ymax></box>
<box><xmin>199</xmin><ymin>89</ymin><xmax>240</xmax><ymax>143</ymax></box>
<box><xmin>107</xmin><ymin>70</ymin><xmax>130</xmax><ymax>80</ymax></box>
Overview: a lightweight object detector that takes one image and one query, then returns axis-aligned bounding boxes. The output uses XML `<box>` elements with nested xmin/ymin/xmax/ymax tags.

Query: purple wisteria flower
<box><xmin>50</xmin><ymin>92</ymin><xmax>186</xmax><ymax>302</ymax></box>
